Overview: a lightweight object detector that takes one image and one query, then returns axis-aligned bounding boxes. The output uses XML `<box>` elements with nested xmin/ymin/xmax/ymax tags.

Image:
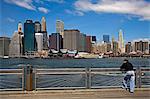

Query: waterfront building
<box><xmin>35</xmin><ymin>33</ymin><xmax>43</xmax><ymax>52</ymax></box>
<box><xmin>149</xmin><ymin>44</ymin><xmax>150</xmax><ymax>54</ymax></box>
<box><xmin>34</xmin><ymin>21</ymin><xmax>41</xmax><ymax>33</ymax></box>
<box><xmin>42</xmin><ymin>32</ymin><xmax>48</xmax><ymax>50</ymax></box>
<box><xmin>118</xmin><ymin>29</ymin><xmax>125</xmax><ymax>53</ymax></box>
<box><xmin>91</xmin><ymin>42</ymin><xmax>107</xmax><ymax>54</ymax></box>
<box><xmin>111</xmin><ymin>36</ymin><xmax>115</xmax><ymax>50</ymax></box>
<box><xmin>125</xmin><ymin>42</ymin><xmax>132</xmax><ymax>54</ymax></box>
<box><xmin>56</xmin><ymin>20</ymin><xmax>64</xmax><ymax>38</ymax></box>
<box><xmin>112</xmin><ymin>41</ymin><xmax>119</xmax><ymax>56</ymax></box>
<box><xmin>63</xmin><ymin>29</ymin><xmax>80</xmax><ymax>51</ymax></box>
<box><xmin>99</xmin><ymin>43</ymin><xmax>107</xmax><ymax>54</ymax></box>
<box><xmin>49</xmin><ymin>33</ymin><xmax>63</xmax><ymax>51</ymax></box>
<box><xmin>24</xmin><ymin>20</ymin><xmax>36</xmax><ymax>53</ymax></box>
<box><xmin>79</xmin><ymin>33</ymin><xmax>86</xmax><ymax>52</ymax></box>
<box><xmin>0</xmin><ymin>37</ymin><xmax>10</xmax><ymax>57</ymax></box>
<box><xmin>41</xmin><ymin>17</ymin><xmax>48</xmax><ymax>50</ymax></box>
<box><xmin>86</xmin><ymin>36</ymin><xmax>92</xmax><ymax>53</ymax></box>
<box><xmin>107</xmin><ymin>43</ymin><xmax>111</xmax><ymax>52</ymax></box>
<box><xmin>91</xmin><ymin>36</ymin><xmax>96</xmax><ymax>44</ymax></box>
<box><xmin>103</xmin><ymin>35</ymin><xmax>110</xmax><ymax>43</ymax></box>
<box><xmin>134</xmin><ymin>40</ymin><xmax>149</xmax><ymax>54</ymax></box>
<box><xmin>9</xmin><ymin>31</ymin><xmax>23</xmax><ymax>57</ymax></box>
<box><xmin>91</xmin><ymin>43</ymin><xmax>98</xmax><ymax>54</ymax></box>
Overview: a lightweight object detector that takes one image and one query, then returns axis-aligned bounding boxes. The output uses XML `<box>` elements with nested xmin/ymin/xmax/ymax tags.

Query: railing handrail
<box><xmin>0</xmin><ymin>69</ymin><xmax>23</xmax><ymax>74</ymax></box>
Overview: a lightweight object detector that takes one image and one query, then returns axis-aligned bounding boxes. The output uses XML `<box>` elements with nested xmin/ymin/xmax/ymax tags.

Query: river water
<box><xmin>0</xmin><ymin>57</ymin><xmax>150</xmax><ymax>69</ymax></box>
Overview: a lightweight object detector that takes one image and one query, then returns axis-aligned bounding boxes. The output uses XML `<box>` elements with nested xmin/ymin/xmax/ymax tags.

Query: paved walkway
<box><xmin>0</xmin><ymin>88</ymin><xmax>150</xmax><ymax>99</ymax></box>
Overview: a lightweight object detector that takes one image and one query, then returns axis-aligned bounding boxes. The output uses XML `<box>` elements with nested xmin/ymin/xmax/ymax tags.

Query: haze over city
<box><xmin>0</xmin><ymin>0</ymin><xmax>150</xmax><ymax>42</ymax></box>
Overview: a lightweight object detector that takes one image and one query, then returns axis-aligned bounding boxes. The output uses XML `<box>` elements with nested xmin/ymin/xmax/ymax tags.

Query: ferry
<box><xmin>75</xmin><ymin>52</ymin><xmax>103</xmax><ymax>59</ymax></box>
<box><xmin>3</xmin><ymin>56</ymin><xmax>9</xmax><ymax>59</ymax></box>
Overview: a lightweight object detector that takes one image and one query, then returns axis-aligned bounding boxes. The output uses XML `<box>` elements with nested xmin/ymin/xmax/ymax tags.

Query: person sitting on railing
<box><xmin>120</xmin><ymin>59</ymin><xmax>135</xmax><ymax>93</ymax></box>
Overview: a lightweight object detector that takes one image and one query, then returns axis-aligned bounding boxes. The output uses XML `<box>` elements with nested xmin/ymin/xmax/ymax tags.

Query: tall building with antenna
<box><xmin>118</xmin><ymin>29</ymin><xmax>125</xmax><ymax>53</ymax></box>
<box><xmin>9</xmin><ymin>22</ymin><xmax>24</xmax><ymax>57</ymax></box>
<box><xmin>41</xmin><ymin>17</ymin><xmax>47</xmax><ymax>32</ymax></box>
<box><xmin>56</xmin><ymin>20</ymin><xmax>64</xmax><ymax>38</ymax></box>
<box><xmin>41</xmin><ymin>17</ymin><xmax>48</xmax><ymax>50</ymax></box>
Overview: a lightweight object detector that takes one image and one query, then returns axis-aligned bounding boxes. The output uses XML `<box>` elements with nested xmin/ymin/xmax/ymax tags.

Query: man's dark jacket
<box><xmin>120</xmin><ymin>62</ymin><xmax>134</xmax><ymax>71</ymax></box>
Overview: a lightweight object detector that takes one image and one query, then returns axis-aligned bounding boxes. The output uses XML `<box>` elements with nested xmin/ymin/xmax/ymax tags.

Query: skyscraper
<box><xmin>103</xmin><ymin>35</ymin><xmax>110</xmax><ymax>43</ymax></box>
<box><xmin>0</xmin><ymin>37</ymin><xmax>10</xmax><ymax>57</ymax></box>
<box><xmin>134</xmin><ymin>40</ymin><xmax>149</xmax><ymax>53</ymax></box>
<box><xmin>63</xmin><ymin>29</ymin><xmax>80</xmax><ymax>50</ymax></box>
<box><xmin>18</xmin><ymin>22</ymin><xmax>22</xmax><ymax>33</ymax></box>
<box><xmin>79</xmin><ymin>33</ymin><xmax>86</xmax><ymax>52</ymax></box>
<box><xmin>34</xmin><ymin>21</ymin><xmax>41</xmax><ymax>33</ymax></box>
<box><xmin>24</xmin><ymin>20</ymin><xmax>36</xmax><ymax>53</ymax></box>
<box><xmin>49</xmin><ymin>33</ymin><xmax>63</xmax><ymax>51</ymax></box>
<box><xmin>41</xmin><ymin>17</ymin><xmax>46</xmax><ymax>32</ymax></box>
<box><xmin>125</xmin><ymin>42</ymin><xmax>132</xmax><ymax>54</ymax></box>
<box><xmin>86</xmin><ymin>36</ymin><xmax>92</xmax><ymax>53</ymax></box>
<box><xmin>35</xmin><ymin>33</ymin><xmax>43</xmax><ymax>52</ymax></box>
<box><xmin>112</xmin><ymin>41</ymin><xmax>119</xmax><ymax>56</ymax></box>
<box><xmin>118</xmin><ymin>29</ymin><xmax>125</xmax><ymax>53</ymax></box>
<box><xmin>56</xmin><ymin>20</ymin><xmax>64</xmax><ymax>38</ymax></box>
<box><xmin>9</xmin><ymin>31</ymin><xmax>23</xmax><ymax>57</ymax></box>
<box><xmin>41</xmin><ymin>17</ymin><xmax>48</xmax><ymax>50</ymax></box>
<box><xmin>91</xmin><ymin>36</ymin><xmax>96</xmax><ymax>44</ymax></box>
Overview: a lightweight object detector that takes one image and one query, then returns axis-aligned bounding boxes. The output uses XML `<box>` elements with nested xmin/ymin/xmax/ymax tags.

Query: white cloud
<box><xmin>38</xmin><ymin>7</ymin><xmax>49</xmax><ymax>14</ymax></box>
<box><xmin>4</xmin><ymin>0</ymin><xmax>36</xmax><ymax>10</ymax></box>
<box><xmin>34</xmin><ymin>0</ymin><xmax>64</xmax><ymax>4</ymax></box>
<box><xmin>74</xmin><ymin>0</ymin><xmax>150</xmax><ymax>21</ymax></box>
<box><xmin>46</xmin><ymin>0</ymin><xmax>64</xmax><ymax>3</ymax></box>
<box><xmin>65</xmin><ymin>9</ymin><xmax>84</xmax><ymax>16</ymax></box>
<box><xmin>7</xmin><ymin>17</ymin><xmax>15</xmax><ymax>22</ymax></box>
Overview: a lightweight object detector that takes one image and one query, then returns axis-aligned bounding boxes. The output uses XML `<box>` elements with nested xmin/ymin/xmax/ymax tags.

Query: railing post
<box><xmin>23</xmin><ymin>64</ymin><xmax>34</xmax><ymax>91</ymax></box>
<box><xmin>22</xmin><ymin>66</ymin><xmax>25</xmax><ymax>91</ymax></box>
<box><xmin>34</xmin><ymin>68</ymin><xmax>36</xmax><ymax>91</ymax></box>
<box><xmin>86</xmin><ymin>67</ymin><xmax>91</xmax><ymax>89</ymax></box>
<box><xmin>136</xmin><ymin>66</ymin><xmax>142</xmax><ymax>88</ymax></box>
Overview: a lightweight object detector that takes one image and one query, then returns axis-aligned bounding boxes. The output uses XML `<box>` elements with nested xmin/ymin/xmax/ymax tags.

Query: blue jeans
<box><xmin>122</xmin><ymin>71</ymin><xmax>135</xmax><ymax>92</ymax></box>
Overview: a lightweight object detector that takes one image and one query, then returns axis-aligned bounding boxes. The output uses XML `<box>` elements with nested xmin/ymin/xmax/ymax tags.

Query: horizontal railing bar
<box><xmin>90</xmin><ymin>72</ymin><xmax>122</xmax><ymax>75</ymax></box>
<box><xmin>0</xmin><ymin>69</ymin><xmax>22</xmax><ymax>74</ymax></box>
<box><xmin>141</xmin><ymin>68</ymin><xmax>150</xmax><ymax>71</ymax></box>
<box><xmin>37</xmin><ymin>68</ymin><xmax>86</xmax><ymax>70</ymax></box>
<box><xmin>141</xmin><ymin>76</ymin><xmax>150</xmax><ymax>78</ymax></box>
<box><xmin>37</xmin><ymin>72</ymin><xmax>86</xmax><ymax>75</ymax></box>
<box><xmin>141</xmin><ymin>85</ymin><xmax>150</xmax><ymax>87</ymax></box>
<box><xmin>36</xmin><ymin>69</ymin><xmax>86</xmax><ymax>73</ymax></box>
<box><xmin>0</xmin><ymin>88</ymin><xmax>22</xmax><ymax>91</ymax></box>
<box><xmin>0</xmin><ymin>73</ymin><xmax>22</xmax><ymax>75</ymax></box>
<box><xmin>36</xmin><ymin>87</ymin><xmax>86</xmax><ymax>90</ymax></box>
<box><xmin>91</xmin><ymin>86</ymin><xmax>121</xmax><ymax>88</ymax></box>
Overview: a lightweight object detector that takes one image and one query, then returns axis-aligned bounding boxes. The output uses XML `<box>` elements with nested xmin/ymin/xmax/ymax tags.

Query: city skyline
<box><xmin>0</xmin><ymin>0</ymin><xmax>150</xmax><ymax>42</ymax></box>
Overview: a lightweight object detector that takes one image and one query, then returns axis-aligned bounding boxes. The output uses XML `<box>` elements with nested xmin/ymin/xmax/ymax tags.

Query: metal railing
<box><xmin>0</xmin><ymin>69</ymin><xmax>23</xmax><ymax>91</ymax></box>
<box><xmin>0</xmin><ymin>66</ymin><xmax>150</xmax><ymax>91</ymax></box>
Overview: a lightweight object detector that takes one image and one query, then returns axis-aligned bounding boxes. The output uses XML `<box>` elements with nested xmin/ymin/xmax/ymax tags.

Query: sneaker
<box><xmin>129</xmin><ymin>91</ymin><xmax>134</xmax><ymax>93</ymax></box>
<box><xmin>122</xmin><ymin>83</ymin><xmax>127</xmax><ymax>90</ymax></box>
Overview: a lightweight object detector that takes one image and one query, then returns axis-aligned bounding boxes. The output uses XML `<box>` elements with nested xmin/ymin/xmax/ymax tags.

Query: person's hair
<box><xmin>124</xmin><ymin>59</ymin><xmax>128</xmax><ymax>62</ymax></box>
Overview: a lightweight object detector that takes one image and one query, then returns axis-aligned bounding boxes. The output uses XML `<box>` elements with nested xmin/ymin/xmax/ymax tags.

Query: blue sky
<box><xmin>0</xmin><ymin>0</ymin><xmax>150</xmax><ymax>42</ymax></box>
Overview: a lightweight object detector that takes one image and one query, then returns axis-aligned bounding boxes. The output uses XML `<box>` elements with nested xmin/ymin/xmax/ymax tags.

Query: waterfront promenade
<box><xmin>1</xmin><ymin>88</ymin><xmax>150</xmax><ymax>99</ymax></box>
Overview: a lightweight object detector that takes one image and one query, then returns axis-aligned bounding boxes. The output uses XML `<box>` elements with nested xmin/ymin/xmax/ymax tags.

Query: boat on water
<box><xmin>3</xmin><ymin>56</ymin><xmax>9</xmax><ymax>59</ymax></box>
<box><xmin>74</xmin><ymin>52</ymin><xmax>103</xmax><ymax>59</ymax></box>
